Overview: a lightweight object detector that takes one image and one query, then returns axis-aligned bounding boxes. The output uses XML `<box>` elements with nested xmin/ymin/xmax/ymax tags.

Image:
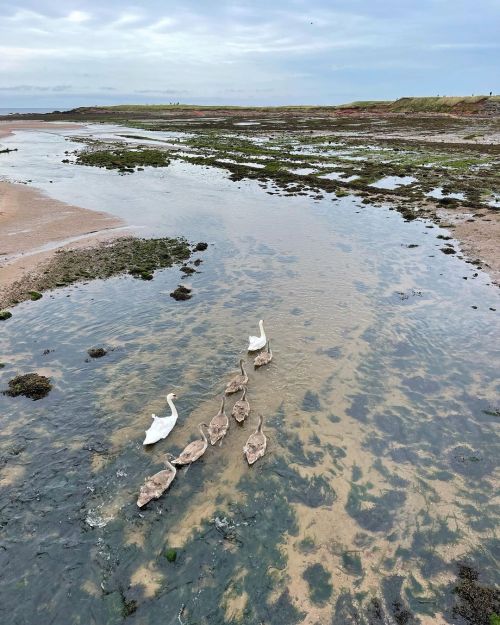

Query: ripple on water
<box><xmin>0</xmin><ymin>125</ymin><xmax>498</xmax><ymax>624</ymax></box>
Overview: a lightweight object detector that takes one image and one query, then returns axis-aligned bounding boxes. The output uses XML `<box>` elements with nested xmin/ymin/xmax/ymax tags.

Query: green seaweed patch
<box><xmin>272</xmin><ymin>458</ymin><xmax>336</xmax><ymax>507</ymax></box>
<box><xmin>76</xmin><ymin>148</ymin><xmax>170</xmax><ymax>172</ymax></box>
<box><xmin>302</xmin><ymin>563</ymin><xmax>333</xmax><ymax>605</ymax></box>
<box><xmin>346</xmin><ymin>481</ymin><xmax>406</xmax><ymax>532</ymax></box>
<box><xmin>28</xmin><ymin>291</ymin><xmax>42</xmax><ymax>301</ymax></box>
<box><xmin>297</xmin><ymin>536</ymin><xmax>316</xmax><ymax>554</ymax></box>
<box><xmin>342</xmin><ymin>551</ymin><xmax>363</xmax><ymax>576</ymax></box>
<box><xmin>142</xmin><ymin>466</ymin><xmax>303</xmax><ymax>625</ymax></box>
<box><xmin>302</xmin><ymin>390</ymin><xmax>321</xmax><ymax>411</ymax></box>
<box><xmin>0</xmin><ymin>311</ymin><xmax>12</xmax><ymax>320</ymax></box>
<box><xmin>0</xmin><ymin>237</ymin><xmax>193</xmax><ymax>309</ymax></box>
<box><xmin>4</xmin><ymin>373</ymin><xmax>52</xmax><ymax>400</ymax></box>
<box><xmin>164</xmin><ymin>548</ymin><xmax>177</xmax><ymax>562</ymax></box>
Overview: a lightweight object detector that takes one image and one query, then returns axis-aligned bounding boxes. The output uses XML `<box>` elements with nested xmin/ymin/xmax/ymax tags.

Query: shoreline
<box><xmin>0</xmin><ymin>120</ymin><xmax>82</xmax><ymax>140</ymax></box>
<box><xmin>0</xmin><ymin>181</ymin><xmax>126</xmax><ymax>306</ymax></box>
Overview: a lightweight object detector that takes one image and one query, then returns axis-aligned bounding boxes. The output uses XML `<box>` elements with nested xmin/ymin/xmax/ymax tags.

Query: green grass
<box><xmin>336</xmin><ymin>95</ymin><xmax>499</xmax><ymax>113</ymax></box>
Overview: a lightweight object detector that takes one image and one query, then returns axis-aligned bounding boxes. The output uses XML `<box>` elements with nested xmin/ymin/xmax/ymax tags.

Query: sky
<box><xmin>0</xmin><ymin>0</ymin><xmax>499</xmax><ymax>108</ymax></box>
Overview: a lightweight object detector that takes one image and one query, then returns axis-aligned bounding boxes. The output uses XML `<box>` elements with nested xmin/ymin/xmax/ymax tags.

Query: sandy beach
<box><xmin>0</xmin><ymin>181</ymin><xmax>124</xmax><ymax>300</ymax></box>
<box><xmin>0</xmin><ymin>121</ymin><xmax>129</xmax><ymax>306</ymax></box>
<box><xmin>0</xmin><ymin>120</ymin><xmax>80</xmax><ymax>140</ymax></box>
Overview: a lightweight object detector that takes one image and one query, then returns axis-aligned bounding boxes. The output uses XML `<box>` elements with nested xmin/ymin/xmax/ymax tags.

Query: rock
<box><xmin>180</xmin><ymin>265</ymin><xmax>196</xmax><ymax>275</ymax></box>
<box><xmin>194</xmin><ymin>241</ymin><xmax>208</xmax><ymax>251</ymax></box>
<box><xmin>0</xmin><ymin>311</ymin><xmax>12</xmax><ymax>321</ymax></box>
<box><xmin>87</xmin><ymin>347</ymin><xmax>107</xmax><ymax>358</ymax></box>
<box><xmin>170</xmin><ymin>285</ymin><xmax>192</xmax><ymax>301</ymax></box>
<box><xmin>28</xmin><ymin>291</ymin><xmax>43</xmax><ymax>301</ymax></box>
<box><xmin>4</xmin><ymin>373</ymin><xmax>52</xmax><ymax>400</ymax></box>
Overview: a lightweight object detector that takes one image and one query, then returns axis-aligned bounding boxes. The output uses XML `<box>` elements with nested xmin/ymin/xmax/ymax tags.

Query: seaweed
<box><xmin>4</xmin><ymin>373</ymin><xmax>52</xmax><ymax>400</ymax></box>
<box><xmin>302</xmin><ymin>563</ymin><xmax>333</xmax><ymax>605</ymax></box>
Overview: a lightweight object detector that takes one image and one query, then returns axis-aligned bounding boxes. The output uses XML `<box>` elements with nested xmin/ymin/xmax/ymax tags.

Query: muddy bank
<box><xmin>0</xmin><ymin>181</ymin><xmax>125</xmax><ymax>294</ymax></box>
<box><xmin>0</xmin><ymin>236</ymin><xmax>202</xmax><ymax>309</ymax></box>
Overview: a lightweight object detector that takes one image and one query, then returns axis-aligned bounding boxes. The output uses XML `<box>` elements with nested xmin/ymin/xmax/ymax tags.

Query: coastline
<box><xmin>0</xmin><ymin>120</ymin><xmax>81</xmax><ymax>140</ymax></box>
<box><xmin>0</xmin><ymin>181</ymin><xmax>125</xmax><ymax>306</ymax></box>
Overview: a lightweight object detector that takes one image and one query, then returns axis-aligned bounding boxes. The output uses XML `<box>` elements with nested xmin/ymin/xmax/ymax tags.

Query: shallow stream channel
<box><xmin>0</xmin><ymin>125</ymin><xmax>498</xmax><ymax>625</ymax></box>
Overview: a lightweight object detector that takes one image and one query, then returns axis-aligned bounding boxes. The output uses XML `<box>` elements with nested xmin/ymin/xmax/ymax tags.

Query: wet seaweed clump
<box><xmin>441</xmin><ymin>246</ymin><xmax>457</xmax><ymax>255</ymax></box>
<box><xmin>453</xmin><ymin>564</ymin><xmax>500</xmax><ymax>625</ymax></box>
<box><xmin>4</xmin><ymin>373</ymin><xmax>52</xmax><ymax>400</ymax></box>
<box><xmin>0</xmin><ymin>236</ymin><xmax>193</xmax><ymax>309</ymax></box>
<box><xmin>165</xmin><ymin>548</ymin><xmax>177</xmax><ymax>562</ymax></box>
<box><xmin>87</xmin><ymin>347</ymin><xmax>107</xmax><ymax>359</ymax></box>
<box><xmin>0</xmin><ymin>311</ymin><xmax>12</xmax><ymax>321</ymax></box>
<box><xmin>302</xmin><ymin>390</ymin><xmax>321</xmax><ymax>411</ymax></box>
<box><xmin>180</xmin><ymin>265</ymin><xmax>196</xmax><ymax>275</ymax></box>
<box><xmin>170</xmin><ymin>285</ymin><xmax>192</xmax><ymax>301</ymax></box>
<box><xmin>194</xmin><ymin>241</ymin><xmax>208</xmax><ymax>251</ymax></box>
<box><xmin>302</xmin><ymin>563</ymin><xmax>333</xmax><ymax>605</ymax></box>
<box><xmin>28</xmin><ymin>291</ymin><xmax>42</xmax><ymax>301</ymax></box>
<box><xmin>76</xmin><ymin>147</ymin><xmax>170</xmax><ymax>172</ymax></box>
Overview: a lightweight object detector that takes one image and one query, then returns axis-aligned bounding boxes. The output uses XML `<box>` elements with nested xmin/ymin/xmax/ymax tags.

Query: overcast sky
<box><xmin>0</xmin><ymin>0</ymin><xmax>498</xmax><ymax>108</ymax></box>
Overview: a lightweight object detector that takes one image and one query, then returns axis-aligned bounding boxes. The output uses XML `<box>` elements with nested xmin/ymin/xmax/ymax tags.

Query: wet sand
<box><xmin>0</xmin><ymin>120</ymin><xmax>80</xmax><ymax>140</ymax></box>
<box><xmin>1</xmin><ymin>120</ymin><xmax>126</xmax><ymax>302</ymax></box>
<box><xmin>0</xmin><ymin>181</ymin><xmax>124</xmax><ymax>304</ymax></box>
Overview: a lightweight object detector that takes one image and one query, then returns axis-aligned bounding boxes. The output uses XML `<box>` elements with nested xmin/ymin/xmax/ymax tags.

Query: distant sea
<box><xmin>0</xmin><ymin>108</ymin><xmax>62</xmax><ymax>115</ymax></box>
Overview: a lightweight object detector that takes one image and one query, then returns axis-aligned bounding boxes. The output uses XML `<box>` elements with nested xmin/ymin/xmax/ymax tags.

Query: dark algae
<box><xmin>452</xmin><ymin>564</ymin><xmax>500</xmax><ymax>625</ymax></box>
<box><xmin>0</xmin><ymin>311</ymin><xmax>12</xmax><ymax>320</ymax></box>
<box><xmin>87</xmin><ymin>347</ymin><xmax>107</xmax><ymax>359</ymax></box>
<box><xmin>76</xmin><ymin>147</ymin><xmax>170</xmax><ymax>172</ymax></box>
<box><xmin>0</xmin><ymin>236</ymin><xmax>199</xmax><ymax>309</ymax></box>
<box><xmin>170</xmin><ymin>284</ymin><xmax>192</xmax><ymax>300</ymax></box>
<box><xmin>4</xmin><ymin>373</ymin><xmax>52</xmax><ymax>400</ymax></box>
<box><xmin>302</xmin><ymin>563</ymin><xmax>333</xmax><ymax>605</ymax></box>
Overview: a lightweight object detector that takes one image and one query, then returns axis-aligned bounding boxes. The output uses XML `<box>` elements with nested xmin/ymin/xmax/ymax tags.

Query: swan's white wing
<box><xmin>143</xmin><ymin>416</ymin><xmax>178</xmax><ymax>445</ymax></box>
<box><xmin>248</xmin><ymin>335</ymin><xmax>262</xmax><ymax>350</ymax></box>
<box><xmin>248</xmin><ymin>336</ymin><xmax>267</xmax><ymax>351</ymax></box>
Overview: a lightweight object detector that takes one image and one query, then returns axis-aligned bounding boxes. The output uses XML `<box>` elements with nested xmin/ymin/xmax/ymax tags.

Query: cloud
<box><xmin>65</xmin><ymin>10</ymin><xmax>91</xmax><ymax>23</ymax></box>
<box><xmin>0</xmin><ymin>1</ymin><xmax>498</xmax><ymax>105</ymax></box>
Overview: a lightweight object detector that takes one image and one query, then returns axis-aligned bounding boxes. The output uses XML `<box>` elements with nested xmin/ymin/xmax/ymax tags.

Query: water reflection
<box><xmin>0</xmin><ymin>126</ymin><xmax>499</xmax><ymax>624</ymax></box>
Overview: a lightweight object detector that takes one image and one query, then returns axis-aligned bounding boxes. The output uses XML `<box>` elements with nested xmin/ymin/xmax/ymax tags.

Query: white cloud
<box><xmin>0</xmin><ymin>1</ymin><xmax>497</xmax><ymax>105</ymax></box>
<box><xmin>65</xmin><ymin>10</ymin><xmax>91</xmax><ymax>23</ymax></box>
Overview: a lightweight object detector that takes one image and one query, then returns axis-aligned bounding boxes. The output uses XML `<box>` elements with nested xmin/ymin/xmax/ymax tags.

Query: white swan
<box><xmin>143</xmin><ymin>392</ymin><xmax>178</xmax><ymax>445</ymax></box>
<box><xmin>248</xmin><ymin>319</ymin><xmax>266</xmax><ymax>352</ymax></box>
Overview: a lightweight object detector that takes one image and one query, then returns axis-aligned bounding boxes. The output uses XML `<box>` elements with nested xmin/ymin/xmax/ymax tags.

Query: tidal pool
<box><xmin>0</xmin><ymin>125</ymin><xmax>499</xmax><ymax>625</ymax></box>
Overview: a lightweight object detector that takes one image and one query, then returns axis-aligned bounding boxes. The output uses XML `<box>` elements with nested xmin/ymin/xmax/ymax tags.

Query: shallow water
<box><xmin>370</xmin><ymin>175</ymin><xmax>417</xmax><ymax>190</ymax></box>
<box><xmin>0</xmin><ymin>126</ymin><xmax>499</xmax><ymax>624</ymax></box>
<box><xmin>427</xmin><ymin>187</ymin><xmax>466</xmax><ymax>201</ymax></box>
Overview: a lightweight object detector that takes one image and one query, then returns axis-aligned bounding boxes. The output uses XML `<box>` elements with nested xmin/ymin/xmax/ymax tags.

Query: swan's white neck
<box><xmin>167</xmin><ymin>396</ymin><xmax>178</xmax><ymax>418</ymax></box>
<box><xmin>259</xmin><ymin>321</ymin><xmax>266</xmax><ymax>339</ymax></box>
